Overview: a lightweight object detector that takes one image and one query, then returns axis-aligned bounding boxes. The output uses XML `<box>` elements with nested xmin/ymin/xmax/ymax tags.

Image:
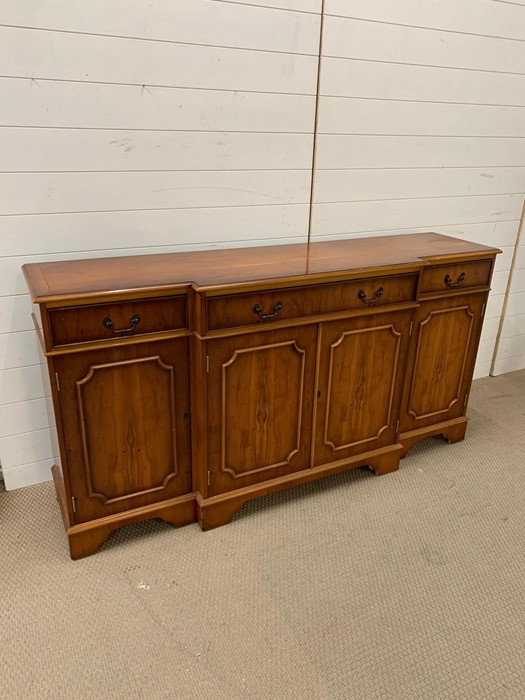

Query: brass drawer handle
<box><xmin>444</xmin><ymin>272</ymin><xmax>466</xmax><ymax>289</ymax></box>
<box><xmin>252</xmin><ymin>301</ymin><xmax>283</xmax><ymax>321</ymax></box>
<box><xmin>102</xmin><ymin>314</ymin><xmax>141</xmax><ymax>334</ymax></box>
<box><xmin>358</xmin><ymin>287</ymin><xmax>384</xmax><ymax>306</ymax></box>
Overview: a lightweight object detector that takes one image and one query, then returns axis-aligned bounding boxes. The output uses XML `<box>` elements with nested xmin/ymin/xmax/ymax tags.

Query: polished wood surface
<box><xmin>54</xmin><ymin>338</ymin><xmax>191</xmax><ymax>524</ymax></box>
<box><xmin>25</xmin><ymin>233</ymin><xmax>500</xmax><ymax>557</ymax></box>
<box><xmin>314</xmin><ymin>310</ymin><xmax>412</xmax><ymax>466</ymax></box>
<box><xmin>207</xmin><ymin>326</ymin><xmax>317</xmax><ymax>495</ymax></box>
<box><xmin>206</xmin><ymin>273</ymin><xmax>418</xmax><ymax>332</ymax></box>
<box><xmin>49</xmin><ymin>295</ymin><xmax>187</xmax><ymax>346</ymax></box>
<box><xmin>399</xmin><ymin>294</ymin><xmax>486</xmax><ymax>433</ymax></box>
<box><xmin>420</xmin><ymin>259</ymin><xmax>492</xmax><ymax>295</ymax></box>
<box><xmin>23</xmin><ymin>232</ymin><xmax>498</xmax><ymax>302</ymax></box>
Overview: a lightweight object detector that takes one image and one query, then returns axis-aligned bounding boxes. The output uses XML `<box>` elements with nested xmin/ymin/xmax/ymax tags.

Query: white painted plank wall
<box><xmin>0</xmin><ymin>0</ymin><xmax>321</xmax><ymax>489</ymax></box>
<box><xmin>311</xmin><ymin>0</ymin><xmax>525</xmax><ymax>382</ymax></box>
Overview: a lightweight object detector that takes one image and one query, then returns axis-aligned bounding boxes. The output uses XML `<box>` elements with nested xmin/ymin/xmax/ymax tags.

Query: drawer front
<box><xmin>207</xmin><ymin>274</ymin><xmax>418</xmax><ymax>331</ymax></box>
<box><xmin>420</xmin><ymin>259</ymin><xmax>492</xmax><ymax>295</ymax></box>
<box><xmin>49</xmin><ymin>295</ymin><xmax>187</xmax><ymax>346</ymax></box>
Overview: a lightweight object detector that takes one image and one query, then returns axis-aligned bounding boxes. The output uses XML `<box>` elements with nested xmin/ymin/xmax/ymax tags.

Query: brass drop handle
<box><xmin>444</xmin><ymin>272</ymin><xmax>466</xmax><ymax>289</ymax></box>
<box><xmin>358</xmin><ymin>287</ymin><xmax>384</xmax><ymax>306</ymax></box>
<box><xmin>252</xmin><ymin>301</ymin><xmax>283</xmax><ymax>321</ymax></box>
<box><xmin>102</xmin><ymin>314</ymin><xmax>141</xmax><ymax>334</ymax></box>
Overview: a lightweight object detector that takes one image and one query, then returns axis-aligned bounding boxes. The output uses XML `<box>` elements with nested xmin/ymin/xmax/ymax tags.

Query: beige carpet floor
<box><xmin>1</xmin><ymin>369</ymin><xmax>524</xmax><ymax>700</ymax></box>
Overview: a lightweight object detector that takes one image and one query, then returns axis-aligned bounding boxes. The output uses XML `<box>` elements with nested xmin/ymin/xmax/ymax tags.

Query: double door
<box><xmin>206</xmin><ymin>310</ymin><xmax>413</xmax><ymax>495</ymax></box>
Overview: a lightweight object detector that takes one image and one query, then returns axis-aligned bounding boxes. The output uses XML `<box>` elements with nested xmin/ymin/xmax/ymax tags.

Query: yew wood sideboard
<box><xmin>23</xmin><ymin>233</ymin><xmax>501</xmax><ymax>558</ymax></box>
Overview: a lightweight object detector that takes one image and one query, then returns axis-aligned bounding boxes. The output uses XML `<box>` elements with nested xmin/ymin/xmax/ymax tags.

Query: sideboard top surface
<box><xmin>23</xmin><ymin>232</ymin><xmax>501</xmax><ymax>304</ymax></box>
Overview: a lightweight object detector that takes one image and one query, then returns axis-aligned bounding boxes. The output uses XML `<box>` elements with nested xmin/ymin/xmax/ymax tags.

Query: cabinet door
<box><xmin>399</xmin><ymin>294</ymin><xmax>486</xmax><ymax>433</ymax></box>
<box><xmin>314</xmin><ymin>311</ymin><xmax>412</xmax><ymax>466</ymax></box>
<box><xmin>207</xmin><ymin>325</ymin><xmax>317</xmax><ymax>495</ymax></box>
<box><xmin>55</xmin><ymin>338</ymin><xmax>191</xmax><ymax>524</ymax></box>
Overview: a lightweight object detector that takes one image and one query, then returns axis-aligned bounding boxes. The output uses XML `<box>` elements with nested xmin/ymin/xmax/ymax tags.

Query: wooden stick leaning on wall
<box><xmin>490</xmin><ymin>196</ymin><xmax>525</xmax><ymax>376</ymax></box>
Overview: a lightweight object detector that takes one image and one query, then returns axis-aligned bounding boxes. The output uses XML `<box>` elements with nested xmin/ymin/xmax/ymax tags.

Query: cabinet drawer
<box><xmin>207</xmin><ymin>274</ymin><xmax>418</xmax><ymax>331</ymax></box>
<box><xmin>420</xmin><ymin>260</ymin><xmax>492</xmax><ymax>295</ymax></box>
<box><xmin>49</xmin><ymin>295</ymin><xmax>187</xmax><ymax>346</ymax></box>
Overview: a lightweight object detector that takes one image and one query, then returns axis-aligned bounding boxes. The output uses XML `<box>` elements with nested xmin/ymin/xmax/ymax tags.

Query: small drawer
<box><xmin>49</xmin><ymin>295</ymin><xmax>187</xmax><ymax>346</ymax></box>
<box><xmin>420</xmin><ymin>259</ymin><xmax>492</xmax><ymax>295</ymax></box>
<box><xmin>207</xmin><ymin>274</ymin><xmax>418</xmax><ymax>331</ymax></box>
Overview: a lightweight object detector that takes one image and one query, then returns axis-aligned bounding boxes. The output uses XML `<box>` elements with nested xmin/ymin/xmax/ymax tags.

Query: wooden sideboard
<box><xmin>23</xmin><ymin>233</ymin><xmax>501</xmax><ymax>558</ymax></box>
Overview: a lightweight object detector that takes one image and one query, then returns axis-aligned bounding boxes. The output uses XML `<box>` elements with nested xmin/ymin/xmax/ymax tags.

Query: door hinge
<box><xmin>409</xmin><ymin>321</ymin><xmax>413</xmax><ymax>336</ymax></box>
<box><xmin>71</xmin><ymin>496</ymin><xmax>76</xmax><ymax>513</ymax></box>
<box><xmin>464</xmin><ymin>393</ymin><xmax>469</xmax><ymax>407</ymax></box>
<box><xmin>481</xmin><ymin>302</ymin><xmax>486</xmax><ymax>317</ymax></box>
<box><xmin>207</xmin><ymin>470</ymin><xmax>211</xmax><ymax>486</ymax></box>
<box><xmin>395</xmin><ymin>420</ymin><xmax>399</xmax><ymax>434</ymax></box>
<box><xmin>55</xmin><ymin>372</ymin><xmax>60</xmax><ymax>391</ymax></box>
<box><xmin>206</xmin><ymin>355</ymin><xmax>210</xmax><ymax>373</ymax></box>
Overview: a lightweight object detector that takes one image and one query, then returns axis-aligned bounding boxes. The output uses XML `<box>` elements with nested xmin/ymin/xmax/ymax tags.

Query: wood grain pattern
<box><xmin>23</xmin><ymin>233</ymin><xmax>498</xmax><ymax>302</ymax></box>
<box><xmin>25</xmin><ymin>234</ymin><xmax>500</xmax><ymax>557</ymax></box>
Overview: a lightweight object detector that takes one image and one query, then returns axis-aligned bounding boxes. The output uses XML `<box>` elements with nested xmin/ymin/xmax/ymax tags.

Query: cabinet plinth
<box><xmin>23</xmin><ymin>233</ymin><xmax>500</xmax><ymax>558</ymax></box>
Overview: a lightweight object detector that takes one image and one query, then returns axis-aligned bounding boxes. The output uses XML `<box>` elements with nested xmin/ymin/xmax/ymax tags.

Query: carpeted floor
<box><xmin>1</xmin><ymin>370</ymin><xmax>524</xmax><ymax>700</ymax></box>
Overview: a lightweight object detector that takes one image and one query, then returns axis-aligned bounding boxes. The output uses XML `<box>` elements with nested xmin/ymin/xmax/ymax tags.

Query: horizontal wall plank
<box><xmin>515</xmin><ymin>244</ymin><xmax>525</xmax><ymax>269</ymax></box>
<box><xmin>314</xmin><ymin>168</ymin><xmax>525</xmax><ymax>203</ymax></box>
<box><xmin>508</xmin><ymin>267</ymin><xmax>525</xmax><ymax>293</ymax></box>
<box><xmin>0</xmin><ymin>0</ymin><xmax>321</xmax><ymax>55</ymax></box>
<box><xmin>305</xmin><ymin>221</ymin><xmax>519</xmax><ymax>248</ymax></box>
<box><xmin>0</xmin><ymin>79</ymin><xmax>316</xmax><ymax>132</ymax></box>
<box><xmin>0</xmin><ymin>129</ymin><xmax>313</xmax><ymax>173</ymax></box>
<box><xmin>325</xmin><ymin>0</ymin><xmax>525</xmax><ymax>42</ymax></box>
<box><xmin>0</xmin><ymin>295</ymin><xmax>33</xmax><ymax>334</ymax></box>
<box><xmin>0</xmin><ymin>398</ymin><xmax>53</xmax><ymax>439</ymax></box>
<box><xmin>2</xmin><ymin>459</ymin><xmax>53</xmax><ymax>490</ymax></box>
<box><xmin>1</xmin><ymin>205</ymin><xmax>310</xmax><ymax>257</ymax></box>
<box><xmin>321</xmin><ymin>57</ymin><xmax>525</xmax><ymax>106</ymax></box>
<box><xmin>322</xmin><ymin>15</ymin><xmax>525</xmax><ymax>73</ymax></box>
<box><xmin>504</xmin><ymin>290</ymin><xmax>525</xmax><ymax>316</ymax></box>
<box><xmin>0</xmin><ymin>26</ymin><xmax>318</xmax><ymax>95</ymax></box>
<box><xmin>0</xmin><ymin>330</ymin><xmax>40</xmax><ymax>370</ymax></box>
<box><xmin>217</xmin><ymin>0</ymin><xmax>321</xmax><ymax>11</ymax></box>
<box><xmin>480</xmin><ymin>316</ymin><xmax>502</xmax><ymax>342</ymax></box>
<box><xmin>502</xmin><ymin>313</ymin><xmax>525</xmax><ymax>338</ymax></box>
<box><xmin>315</xmin><ymin>135</ymin><xmax>525</xmax><ymax>170</ymax></box>
<box><xmin>493</xmin><ymin>354</ymin><xmax>525</xmax><ymax>375</ymax></box>
<box><xmin>486</xmin><ymin>293</ymin><xmax>505</xmax><ymax>319</ymax></box>
<box><xmin>0</xmin><ymin>365</ymin><xmax>46</xmax><ymax>405</ymax></box>
<box><xmin>310</xmin><ymin>194</ymin><xmax>524</xmax><ymax>237</ymax></box>
<box><xmin>476</xmin><ymin>338</ymin><xmax>497</xmax><ymax>364</ymax></box>
<box><xmin>473</xmin><ymin>360</ymin><xmax>491</xmax><ymax>379</ymax></box>
<box><xmin>494</xmin><ymin>334</ymin><xmax>525</xmax><ymax>359</ymax></box>
<box><xmin>0</xmin><ymin>427</ymin><xmax>53</xmax><ymax>469</ymax></box>
<box><xmin>491</xmin><ymin>270</ymin><xmax>511</xmax><ymax>295</ymax></box>
<box><xmin>0</xmin><ymin>170</ymin><xmax>312</xmax><ymax>215</ymax></box>
<box><xmin>318</xmin><ymin>98</ymin><xmax>525</xmax><ymax>137</ymax></box>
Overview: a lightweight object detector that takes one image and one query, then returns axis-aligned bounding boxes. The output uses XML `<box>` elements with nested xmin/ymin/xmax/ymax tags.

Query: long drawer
<box><xmin>49</xmin><ymin>295</ymin><xmax>187</xmax><ymax>347</ymax></box>
<box><xmin>206</xmin><ymin>273</ymin><xmax>418</xmax><ymax>332</ymax></box>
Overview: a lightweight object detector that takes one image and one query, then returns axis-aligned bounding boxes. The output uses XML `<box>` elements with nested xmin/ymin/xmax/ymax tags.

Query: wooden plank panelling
<box><xmin>0</xmin><ymin>26</ymin><xmax>318</xmax><ymax>95</ymax></box>
<box><xmin>318</xmin><ymin>98</ymin><xmax>525</xmax><ymax>137</ymax></box>
<box><xmin>0</xmin><ymin>129</ymin><xmax>314</xmax><ymax>172</ymax></box>
<box><xmin>322</xmin><ymin>15</ymin><xmax>525</xmax><ymax>73</ymax></box>
<box><xmin>321</xmin><ymin>58</ymin><xmax>525</xmax><ymax>106</ymax></box>
<box><xmin>0</xmin><ymin>171</ymin><xmax>312</xmax><ymax>215</ymax></box>
<box><xmin>0</xmin><ymin>79</ymin><xmax>316</xmax><ymax>132</ymax></box>
<box><xmin>310</xmin><ymin>195</ymin><xmax>523</xmax><ymax>237</ymax></box>
<box><xmin>0</xmin><ymin>0</ymin><xmax>321</xmax><ymax>54</ymax></box>
<box><xmin>325</xmin><ymin>0</ymin><xmax>525</xmax><ymax>41</ymax></box>
<box><xmin>314</xmin><ymin>168</ymin><xmax>525</xmax><ymax>203</ymax></box>
<box><xmin>315</xmin><ymin>136</ymin><xmax>525</xmax><ymax>170</ymax></box>
<box><xmin>0</xmin><ymin>205</ymin><xmax>311</xmax><ymax>257</ymax></box>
